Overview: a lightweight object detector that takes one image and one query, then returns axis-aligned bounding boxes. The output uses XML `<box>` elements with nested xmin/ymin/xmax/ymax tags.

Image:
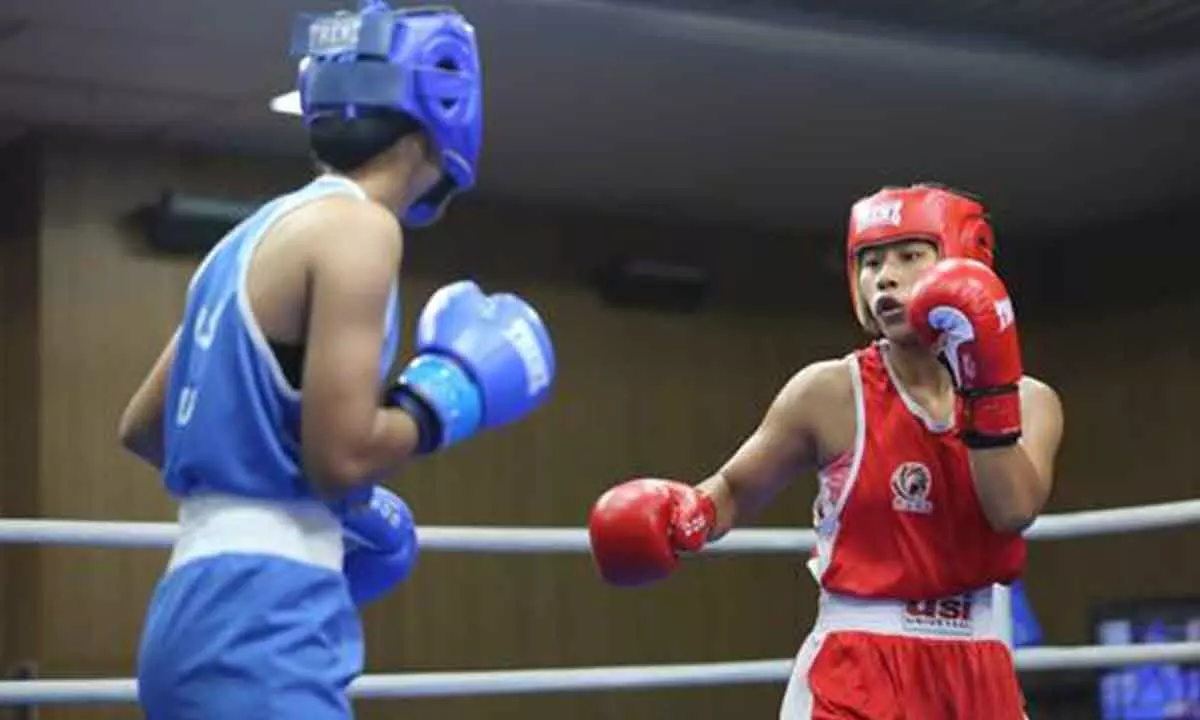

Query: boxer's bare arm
<box><xmin>968</xmin><ymin>376</ymin><xmax>1064</xmax><ymax>532</ymax></box>
<box><xmin>697</xmin><ymin>359</ymin><xmax>851</xmax><ymax>539</ymax></box>
<box><xmin>118</xmin><ymin>327</ymin><xmax>181</xmax><ymax>469</ymax></box>
<box><xmin>300</xmin><ymin>199</ymin><xmax>421</xmax><ymax>496</ymax></box>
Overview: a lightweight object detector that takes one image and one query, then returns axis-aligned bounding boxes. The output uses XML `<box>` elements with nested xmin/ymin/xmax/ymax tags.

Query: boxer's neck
<box><xmin>882</xmin><ymin>339</ymin><xmax>953</xmax><ymax>397</ymax></box>
<box><xmin>347</xmin><ymin>164</ymin><xmax>415</xmax><ymax>213</ymax></box>
<box><xmin>343</xmin><ymin>141</ymin><xmax>428</xmax><ymax>213</ymax></box>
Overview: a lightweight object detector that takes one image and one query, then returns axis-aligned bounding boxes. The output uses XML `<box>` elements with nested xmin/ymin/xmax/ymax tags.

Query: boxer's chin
<box><xmin>879</xmin><ymin>319</ymin><xmax>921</xmax><ymax>346</ymax></box>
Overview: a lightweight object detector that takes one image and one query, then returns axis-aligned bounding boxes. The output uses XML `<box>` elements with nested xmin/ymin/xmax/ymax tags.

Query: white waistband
<box><xmin>168</xmin><ymin>493</ymin><xmax>344</xmax><ymax>573</ymax></box>
<box><xmin>815</xmin><ymin>588</ymin><xmax>999</xmax><ymax>641</ymax></box>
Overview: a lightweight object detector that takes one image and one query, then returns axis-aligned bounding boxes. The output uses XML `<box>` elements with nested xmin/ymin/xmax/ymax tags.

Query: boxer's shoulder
<box><xmin>1018</xmin><ymin>374</ymin><xmax>1054</xmax><ymax>395</ymax></box>
<box><xmin>1018</xmin><ymin>374</ymin><xmax>1062</xmax><ymax>417</ymax></box>
<box><xmin>784</xmin><ymin>357</ymin><xmax>855</xmax><ymax>407</ymax></box>
<box><xmin>770</xmin><ymin>358</ymin><xmax>855</xmax><ymax>433</ymax></box>
<box><xmin>302</xmin><ymin>200</ymin><xmax>402</xmax><ymax>276</ymax></box>
<box><xmin>275</xmin><ymin>192</ymin><xmax>402</xmax><ymax>263</ymax></box>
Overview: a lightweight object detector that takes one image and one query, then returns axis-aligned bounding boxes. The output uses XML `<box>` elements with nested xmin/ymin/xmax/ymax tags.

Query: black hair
<box><xmin>307</xmin><ymin>109</ymin><xmax>425</xmax><ymax>174</ymax></box>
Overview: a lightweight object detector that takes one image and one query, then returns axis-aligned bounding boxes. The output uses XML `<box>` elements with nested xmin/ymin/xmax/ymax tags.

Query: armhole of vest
<box><xmin>186</xmin><ymin>231</ymin><xmax>237</xmax><ymax>296</ymax></box>
<box><xmin>379</xmin><ymin>282</ymin><xmax>404</xmax><ymax>383</ymax></box>
<box><xmin>811</xmin><ymin>354</ymin><xmax>869</xmax><ymax>586</ymax></box>
<box><xmin>233</xmin><ymin>186</ymin><xmax>359</xmax><ymax>404</ymax></box>
<box><xmin>316</xmin><ymin>174</ymin><xmax>369</xmax><ymax>201</ymax></box>
<box><xmin>831</xmin><ymin>353</ymin><xmax>868</xmax><ymax>519</ymax></box>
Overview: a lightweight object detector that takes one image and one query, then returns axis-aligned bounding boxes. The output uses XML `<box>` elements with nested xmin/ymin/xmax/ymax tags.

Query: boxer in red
<box><xmin>587</xmin><ymin>183</ymin><xmax>1064</xmax><ymax>719</ymax></box>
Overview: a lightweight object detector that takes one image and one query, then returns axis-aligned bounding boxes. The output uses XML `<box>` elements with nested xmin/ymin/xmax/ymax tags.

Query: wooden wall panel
<box><xmin>0</xmin><ymin>136</ymin><xmax>43</xmax><ymax>698</ymax></box>
<box><xmin>25</xmin><ymin>132</ymin><xmax>1200</xmax><ymax>719</ymax></box>
<box><xmin>1005</xmin><ymin>233</ymin><xmax>1200</xmax><ymax>714</ymax></box>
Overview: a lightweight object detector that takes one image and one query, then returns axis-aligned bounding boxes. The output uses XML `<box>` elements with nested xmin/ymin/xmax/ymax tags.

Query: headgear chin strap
<box><xmin>291</xmin><ymin>2</ymin><xmax>483</xmax><ymax>227</ymax></box>
<box><xmin>845</xmin><ymin>183</ymin><xmax>996</xmax><ymax>329</ymax></box>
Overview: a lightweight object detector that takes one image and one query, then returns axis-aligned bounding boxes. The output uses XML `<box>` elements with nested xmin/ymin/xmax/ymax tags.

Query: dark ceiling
<box><xmin>609</xmin><ymin>0</ymin><xmax>1200</xmax><ymax>63</ymax></box>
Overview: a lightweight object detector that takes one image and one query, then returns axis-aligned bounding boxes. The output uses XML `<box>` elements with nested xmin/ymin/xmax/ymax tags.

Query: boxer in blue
<box><xmin>117</xmin><ymin>3</ymin><xmax>556</xmax><ymax>717</ymax></box>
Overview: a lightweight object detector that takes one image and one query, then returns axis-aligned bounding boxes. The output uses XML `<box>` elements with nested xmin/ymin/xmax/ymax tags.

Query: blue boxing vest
<box><xmin>161</xmin><ymin>175</ymin><xmax>402</xmax><ymax>502</ymax></box>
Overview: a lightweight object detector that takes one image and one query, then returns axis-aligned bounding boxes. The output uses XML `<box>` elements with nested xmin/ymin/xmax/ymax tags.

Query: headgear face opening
<box><xmin>845</xmin><ymin>183</ymin><xmax>995</xmax><ymax>330</ymax></box>
<box><xmin>291</xmin><ymin>3</ymin><xmax>483</xmax><ymax>227</ymax></box>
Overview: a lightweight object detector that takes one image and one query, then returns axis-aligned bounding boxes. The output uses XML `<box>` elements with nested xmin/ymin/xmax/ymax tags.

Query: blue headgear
<box><xmin>290</xmin><ymin>2</ymin><xmax>483</xmax><ymax>227</ymax></box>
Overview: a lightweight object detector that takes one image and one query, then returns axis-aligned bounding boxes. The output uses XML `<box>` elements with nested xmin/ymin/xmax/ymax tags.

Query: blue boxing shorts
<box><xmin>137</xmin><ymin>495</ymin><xmax>363</xmax><ymax>719</ymax></box>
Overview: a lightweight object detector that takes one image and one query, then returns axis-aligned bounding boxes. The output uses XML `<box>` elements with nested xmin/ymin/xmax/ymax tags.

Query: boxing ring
<box><xmin>0</xmin><ymin>498</ymin><xmax>1196</xmax><ymax>706</ymax></box>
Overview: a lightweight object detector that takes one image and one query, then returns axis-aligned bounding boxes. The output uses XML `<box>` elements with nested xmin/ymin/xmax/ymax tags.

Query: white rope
<box><xmin>1021</xmin><ymin>498</ymin><xmax>1200</xmax><ymax>540</ymax></box>
<box><xmin>0</xmin><ymin>498</ymin><xmax>1195</xmax><ymax>553</ymax></box>
<box><xmin>1014</xmin><ymin>642</ymin><xmax>1200</xmax><ymax>671</ymax></box>
<box><xmin>351</xmin><ymin>659</ymin><xmax>791</xmax><ymax>699</ymax></box>
<box><xmin>0</xmin><ymin>642</ymin><xmax>1195</xmax><ymax>705</ymax></box>
<box><xmin>0</xmin><ymin>679</ymin><xmax>134</xmax><ymax>706</ymax></box>
<box><xmin>0</xmin><ymin>520</ymin><xmax>177</xmax><ymax>549</ymax></box>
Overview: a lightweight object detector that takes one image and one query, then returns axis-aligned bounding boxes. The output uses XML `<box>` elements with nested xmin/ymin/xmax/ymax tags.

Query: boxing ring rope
<box><xmin>2</xmin><ymin>645</ymin><xmax>1200</xmax><ymax>705</ymax></box>
<box><xmin>0</xmin><ymin>497</ymin><xmax>1196</xmax><ymax>706</ymax></box>
<box><xmin>0</xmin><ymin>498</ymin><xmax>1196</xmax><ymax>553</ymax></box>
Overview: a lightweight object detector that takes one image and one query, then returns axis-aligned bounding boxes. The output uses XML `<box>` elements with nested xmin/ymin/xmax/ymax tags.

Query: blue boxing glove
<box><xmin>388</xmin><ymin>280</ymin><xmax>555</xmax><ymax>454</ymax></box>
<box><xmin>341</xmin><ymin>486</ymin><xmax>419</xmax><ymax>607</ymax></box>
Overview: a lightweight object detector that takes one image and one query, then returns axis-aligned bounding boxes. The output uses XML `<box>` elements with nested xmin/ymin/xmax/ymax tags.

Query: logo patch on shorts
<box><xmin>902</xmin><ymin>596</ymin><xmax>977</xmax><ymax>637</ymax></box>
<box><xmin>890</xmin><ymin>462</ymin><xmax>933</xmax><ymax>514</ymax></box>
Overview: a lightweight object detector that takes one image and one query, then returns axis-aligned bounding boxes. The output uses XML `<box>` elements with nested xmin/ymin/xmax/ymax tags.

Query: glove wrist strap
<box><xmin>672</xmin><ymin>491</ymin><xmax>717</xmax><ymax>553</ymax></box>
<box><xmin>387</xmin><ymin>354</ymin><xmax>484</xmax><ymax>454</ymax></box>
<box><xmin>960</xmin><ymin>385</ymin><xmax>1022</xmax><ymax>449</ymax></box>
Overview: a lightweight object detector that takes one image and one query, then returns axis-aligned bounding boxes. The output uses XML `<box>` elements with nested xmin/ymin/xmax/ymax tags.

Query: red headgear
<box><xmin>846</xmin><ymin>183</ymin><xmax>995</xmax><ymax>328</ymax></box>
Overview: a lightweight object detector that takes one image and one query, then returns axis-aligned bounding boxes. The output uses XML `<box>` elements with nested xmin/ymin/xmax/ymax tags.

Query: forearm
<box><xmin>351</xmin><ymin>407</ymin><xmax>423</xmax><ymax>481</ymax></box>
<box><xmin>695</xmin><ymin>474</ymin><xmax>736</xmax><ymax>540</ymax></box>
<box><xmin>120</xmin><ymin>423</ymin><xmax>164</xmax><ymax>469</ymax></box>
<box><xmin>307</xmin><ymin>408</ymin><xmax>421</xmax><ymax>497</ymax></box>
<box><xmin>361</xmin><ymin>407</ymin><xmax>423</xmax><ymax>474</ymax></box>
<box><xmin>969</xmin><ymin>444</ymin><xmax>1050</xmax><ymax>533</ymax></box>
<box><xmin>119</xmin><ymin>328</ymin><xmax>179</xmax><ymax>471</ymax></box>
<box><xmin>695</xmin><ymin>471</ymin><xmax>782</xmax><ymax>541</ymax></box>
<box><xmin>118</xmin><ymin>396</ymin><xmax>166</xmax><ymax>469</ymax></box>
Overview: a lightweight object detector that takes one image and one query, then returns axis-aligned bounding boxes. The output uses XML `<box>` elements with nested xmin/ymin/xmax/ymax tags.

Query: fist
<box><xmin>415</xmin><ymin>281</ymin><xmax>556</xmax><ymax>429</ymax></box>
<box><xmin>587</xmin><ymin>479</ymin><xmax>716</xmax><ymax>587</ymax></box>
<box><xmin>394</xmin><ymin>280</ymin><xmax>556</xmax><ymax>452</ymax></box>
<box><xmin>908</xmin><ymin>259</ymin><xmax>1023</xmax><ymax>447</ymax></box>
<box><xmin>341</xmin><ymin>486</ymin><xmax>419</xmax><ymax>606</ymax></box>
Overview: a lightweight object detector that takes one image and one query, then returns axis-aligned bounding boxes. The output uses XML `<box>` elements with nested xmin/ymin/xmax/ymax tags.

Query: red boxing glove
<box><xmin>587</xmin><ymin>479</ymin><xmax>716</xmax><ymax>587</ymax></box>
<box><xmin>908</xmin><ymin>259</ymin><xmax>1023</xmax><ymax>448</ymax></box>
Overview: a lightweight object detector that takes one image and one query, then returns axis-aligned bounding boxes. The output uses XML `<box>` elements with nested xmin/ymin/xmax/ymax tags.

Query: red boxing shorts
<box><xmin>780</xmin><ymin>588</ymin><xmax>1027</xmax><ymax>719</ymax></box>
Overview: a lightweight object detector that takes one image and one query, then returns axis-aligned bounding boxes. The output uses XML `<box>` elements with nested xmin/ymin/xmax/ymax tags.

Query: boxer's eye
<box><xmin>900</xmin><ymin>245</ymin><xmax>935</xmax><ymax>264</ymax></box>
